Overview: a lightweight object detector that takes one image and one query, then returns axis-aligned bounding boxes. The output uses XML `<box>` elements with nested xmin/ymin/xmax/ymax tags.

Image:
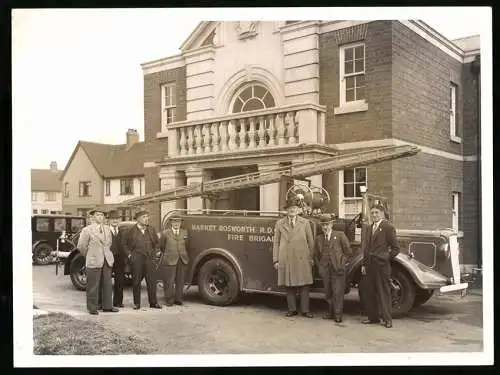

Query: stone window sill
<box><xmin>450</xmin><ymin>135</ymin><xmax>462</xmax><ymax>144</ymax></box>
<box><xmin>334</xmin><ymin>100</ymin><xmax>368</xmax><ymax>115</ymax></box>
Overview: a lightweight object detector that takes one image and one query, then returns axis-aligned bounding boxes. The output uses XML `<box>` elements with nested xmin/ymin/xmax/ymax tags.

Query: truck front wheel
<box><xmin>390</xmin><ymin>267</ymin><xmax>416</xmax><ymax>317</ymax></box>
<box><xmin>198</xmin><ymin>258</ymin><xmax>240</xmax><ymax>306</ymax></box>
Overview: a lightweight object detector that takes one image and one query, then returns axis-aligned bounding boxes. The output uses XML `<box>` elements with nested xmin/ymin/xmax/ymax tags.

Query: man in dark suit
<box><xmin>158</xmin><ymin>213</ymin><xmax>189</xmax><ymax>306</ymax></box>
<box><xmin>107</xmin><ymin>210</ymin><xmax>126</xmax><ymax>308</ymax></box>
<box><xmin>360</xmin><ymin>203</ymin><xmax>400</xmax><ymax>328</ymax></box>
<box><xmin>123</xmin><ymin>209</ymin><xmax>162</xmax><ymax>310</ymax></box>
<box><xmin>314</xmin><ymin>214</ymin><xmax>352</xmax><ymax>323</ymax></box>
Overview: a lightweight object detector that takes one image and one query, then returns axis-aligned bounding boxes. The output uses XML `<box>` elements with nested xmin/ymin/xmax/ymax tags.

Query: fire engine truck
<box><xmin>53</xmin><ymin>145</ymin><xmax>468</xmax><ymax>316</ymax></box>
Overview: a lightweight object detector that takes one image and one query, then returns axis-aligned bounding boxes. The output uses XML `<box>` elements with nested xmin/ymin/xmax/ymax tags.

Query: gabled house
<box><xmin>140</xmin><ymin>20</ymin><xmax>481</xmax><ymax>271</ymax></box>
<box><xmin>61</xmin><ymin>129</ymin><xmax>147</xmax><ymax>219</ymax></box>
<box><xmin>31</xmin><ymin>161</ymin><xmax>63</xmax><ymax>215</ymax></box>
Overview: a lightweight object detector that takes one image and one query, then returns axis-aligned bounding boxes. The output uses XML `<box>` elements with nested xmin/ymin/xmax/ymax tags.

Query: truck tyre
<box><xmin>70</xmin><ymin>255</ymin><xmax>87</xmax><ymax>291</ymax></box>
<box><xmin>198</xmin><ymin>258</ymin><xmax>240</xmax><ymax>306</ymax></box>
<box><xmin>33</xmin><ymin>243</ymin><xmax>53</xmax><ymax>265</ymax></box>
<box><xmin>390</xmin><ymin>266</ymin><xmax>416</xmax><ymax>317</ymax></box>
<box><xmin>413</xmin><ymin>289</ymin><xmax>434</xmax><ymax>308</ymax></box>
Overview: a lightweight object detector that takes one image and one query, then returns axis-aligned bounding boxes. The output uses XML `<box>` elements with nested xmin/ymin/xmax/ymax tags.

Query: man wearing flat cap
<box><xmin>272</xmin><ymin>197</ymin><xmax>315</xmax><ymax>318</ymax></box>
<box><xmin>158</xmin><ymin>213</ymin><xmax>189</xmax><ymax>306</ymax></box>
<box><xmin>107</xmin><ymin>210</ymin><xmax>126</xmax><ymax>308</ymax></box>
<box><xmin>123</xmin><ymin>209</ymin><xmax>162</xmax><ymax>309</ymax></box>
<box><xmin>77</xmin><ymin>208</ymin><xmax>118</xmax><ymax>315</ymax></box>
<box><xmin>314</xmin><ymin>213</ymin><xmax>352</xmax><ymax>323</ymax></box>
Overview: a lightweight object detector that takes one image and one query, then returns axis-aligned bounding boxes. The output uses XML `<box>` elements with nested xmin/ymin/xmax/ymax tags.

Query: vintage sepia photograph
<box><xmin>12</xmin><ymin>7</ymin><xmax>492</xmax><ymax>367</ymax></box>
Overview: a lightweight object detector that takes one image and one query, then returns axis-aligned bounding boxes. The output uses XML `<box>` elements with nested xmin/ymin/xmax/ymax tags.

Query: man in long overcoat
<box><xmin>273</xmin><ymin>197</ymin><xmax>315</xmax><ymax>318</ymax></box>
<box><xmin>123</xmin><ymin>209</ymin><xmax>162</xmax><ymax>310</ymax></box>
<box><xmin>314</xmin><ymin>214</ymin><xmax>352</xmax><ymax>323</ymax></box>
<box><xmin>360</xmin><ymin>203</ymin><xmax>400</xmax><ymax>328</ymax></box>
<box><xmin>158</xmin><ymin>213</ymin><xmax>189</xmax><ymax>306</ymax></box>
<box><xmin>77</xmin><ymin>208</ymin><xmax>118</xmax><ymax>315</ymax></box>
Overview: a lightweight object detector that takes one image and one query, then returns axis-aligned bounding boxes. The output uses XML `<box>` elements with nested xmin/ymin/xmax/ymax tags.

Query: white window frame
<box><xmin>161</xmin><ymin>83</ymin><xmax>177</xmax><ymax>127</ymax></box>
<box><xmin>338</xmin><ymin>168</ymin><xmax>367</xmax><ymax>221</ymax></box>
<box><xmin>342</xmin><ymin>167</ymin><xmax>367</xmax><ymax>200</ymax></box>
<box><xmin>335</xmin><ymin>42</ymin><xmax>368</xmax><ymax>115</ymax></box>
<box><xmin>45</xmin><ymin>191</ymin><xmax>56</xmax><ymax>201</ymax></box>
<box><xmin>64</xmin><ymin>182</ymin><xmax>69</xmax><ymax>198</ymax></box>
<box><xmin>120</xmin><ymin>178</ymin><xmax>134</xmax><ymax>196</ymax></box>
<box><xmin>452</xmin><ymin>191</ymin><xmax>460</xmax><ymax>233</ymax></box>
<box><xmin>105</xmin><ymin>179</ymin><xmax>111</xmax><ymax>196</ymax></box>
<box><xmin>450</xmin><ymin>83</ymin><xmax>461</xmax><ymax>143</ymax></box>
<box><xmin>31</xmin><ymin>192</ymin><xmax>37</xmax><ymax>202</ymax></box>
<box><xmin>41</xmin><ymin>209</ymin><xmax>48</xmax><ymax>215</ymax></box>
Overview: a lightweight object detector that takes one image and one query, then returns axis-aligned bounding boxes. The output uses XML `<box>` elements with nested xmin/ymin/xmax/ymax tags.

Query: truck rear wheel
<box><xmin>70</xmin><ymin>255</ymin><xmax>87</xmax><ymax>291</ymax></box>
<box><xmin>198</xmin><ymin>258</ymin><xmax>239</xmax><ymax>306</ymax></box>
<box><xmin>413</xmin><ymin>289</ymin><xmax>434</xmax><ymax>308</ymax></box>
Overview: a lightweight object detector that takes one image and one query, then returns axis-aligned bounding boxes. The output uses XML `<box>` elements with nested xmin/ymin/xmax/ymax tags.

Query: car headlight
<box><xmin>440</xmin><ymin>243</ymin><xmax>450</xmax><ymax>259</ymax></box>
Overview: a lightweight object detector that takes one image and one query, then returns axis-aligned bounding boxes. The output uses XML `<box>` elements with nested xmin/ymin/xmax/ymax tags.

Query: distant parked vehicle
<box><xmin>32</xmin><ymin>214</ymin><xmax>86</xmax><ymax>265</ymax></box>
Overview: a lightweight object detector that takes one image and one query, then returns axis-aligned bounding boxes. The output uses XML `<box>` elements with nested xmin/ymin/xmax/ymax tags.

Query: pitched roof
<box><xmin>61</xmin><ymin>140</ymin><xmax>146</xmax><ymax>180</ymax></box>
<box><xmin>31</xmin><ymin>169</ymin><xmax>62</xmax><ymax>192</ymax></box>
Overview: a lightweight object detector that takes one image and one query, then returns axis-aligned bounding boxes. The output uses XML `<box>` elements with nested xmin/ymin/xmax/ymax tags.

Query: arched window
<box><xmin>231</xmin><ymin>82</ymin><xmax>275</xmax><ymax>113</ymax></box>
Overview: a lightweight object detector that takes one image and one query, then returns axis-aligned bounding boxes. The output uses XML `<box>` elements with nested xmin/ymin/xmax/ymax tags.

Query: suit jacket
<box><xmin>109</xmin><ymin>225</ymin><xmax>126</xmax><ymax>265</ymax></box>
<box><xmin>314</xmin><ymin>230</ymin><xmax>352</xmax><ymax>274</ymax></box>
<box><xmin>272</xmin><ymin>215</ymin><xmax>314</xmax><ymax>287</ymax></box>
<box><xmin>159</xmin><ymin>228</ymin><xmax>189</xmax><ymax>266</ymax></box>
<box><xmin>361</xmin><ymin>219</ymin><xmax>400</xmax><ymax>267</ymax></box>
<box><xmin>77</xmin><ymin>223</ymin><xmax>114</xmax><ymax>268</ymax></box>
<box><xmin>123</xmin><ymin>225</ymin><xmax>159</xmax><ymax>258</ymax></box>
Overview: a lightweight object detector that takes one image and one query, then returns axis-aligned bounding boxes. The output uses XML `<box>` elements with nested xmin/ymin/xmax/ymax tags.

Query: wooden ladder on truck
<box><xmin>117</xmin><ymin>145</ymin><xmax>420</xmax><ymax>208</ymax></box>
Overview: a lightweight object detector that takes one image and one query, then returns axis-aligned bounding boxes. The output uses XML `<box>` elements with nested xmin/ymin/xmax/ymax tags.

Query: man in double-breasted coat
<box><xmin>158</xmin><ymin>213</ymin><xmax>189</xmax><ymax>306</ymax></box>
<box><xmin>314</xmin><ymin>214</ymin><xmax>352</xmax><ymax>323</ymax></box>
<box><xmin>77</xmin><ymin>208</ymin><xmax>118</xmax><ymax>315</ymax></box>
<box><xmin>360</xmin><ymin>203</ymin><xmax>400</xmax><ymax>328</ymax></box>
<box><xmin>107</xmin><ymin>210</ymin><xmax>126</xmax><ymax>308</ymax></box>
<box><xmin>273</xmin><ymin>197</ymin><xmax>315</xmax><ymax>318</ymax></box>
<box><xmin>123</xmin><ymin>209</ymin><xmax>162</xmax><ymax>310</ymax></box>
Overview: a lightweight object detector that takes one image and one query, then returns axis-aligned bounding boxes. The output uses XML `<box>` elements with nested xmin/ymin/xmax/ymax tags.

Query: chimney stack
<box><xmin>126</xmin><ymin>129</ymin><xmax>139</xmax><ymax>149</ymax></box>
<box><xmin>50</xmin><ymin>161</ymin><xmax>58</xmax><ymax>171</ymax></box>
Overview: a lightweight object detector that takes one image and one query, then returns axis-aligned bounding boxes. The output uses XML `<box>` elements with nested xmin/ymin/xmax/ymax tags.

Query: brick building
<box><xmin>140</xmin><ymin>21</ymin><xmax>481</xmax><ymax>269</ymax></box>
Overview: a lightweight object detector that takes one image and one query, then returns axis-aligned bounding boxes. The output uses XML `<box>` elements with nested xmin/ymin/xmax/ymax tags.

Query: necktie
<box><xmin>372</xmin><ymin>222</ymin><xmax>379</xmax><ymax>234</ymax></box>
<box><xmin>99</xmin><ymin>225</ymin><xmax>103</xmax><ymax>234</ymax></box>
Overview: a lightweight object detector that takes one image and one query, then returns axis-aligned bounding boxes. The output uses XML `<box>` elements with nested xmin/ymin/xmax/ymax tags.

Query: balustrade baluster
<box><xmin>248</xmin><ymin>117</ymin><xmax>256</xmax><ymax>149</ymax></box>
<box><xmin>267</xmin><ymin>114</ymin><xmax>276</xmax><ymax>146</ymax></box>
<box><xmin>228</xmin><ymin>120</ymin><xmax>237</xmax><ymax>151</ymax></box>
<box><xmin>179</xmin><ymin>128</ymin><xmax>187</xmax><ymax>155</ymax></box>
<box><xmin>219</xmin><ymin>121</ymin><xmax>228</xmax><ymax>152</ymax></box>
<box><xmin>239</xmin><ymin>119</ymin><xmax>247</xmax><ymax>149</ymax></box>
<box><xmin>276</xmin><ymin>113</ymin><xmax>286</xmax><ymax>145</ymax></box>
<box><xmin>187</xmin><ymin>126</ymin><xmax>195</xmax><ymax>155</ymax></box>
<box><xmin>257</xmin><ymin>116</ymin><xmax>266</xmax><ymax>148</ymax></box>
<box><xmin>203</xmin><ymin>124</ymin><xmax>211</xmax><ymax>153</ymax></box>
<box><xmin>211</xmin><ymin>123</ymin><xmax>220</xmax><ymax>153</ymax></box>
<box><xmin>194</xmin><ymin>125</ymin><xmax>202</xmax><ymax>154</ymax></box>
<box><xmin>288</xmin><ymin>111</ymin><xmax>297</xmax><ymax>144</ymax></box>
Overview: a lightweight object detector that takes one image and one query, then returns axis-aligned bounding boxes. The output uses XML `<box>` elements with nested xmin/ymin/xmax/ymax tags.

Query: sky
<box><xmin>12</xmin><ymin>8</ymin><xmax>490</xmax><ymax>170</ymax></box>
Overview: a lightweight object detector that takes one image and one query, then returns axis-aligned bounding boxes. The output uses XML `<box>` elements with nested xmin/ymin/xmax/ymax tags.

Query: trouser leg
<box><xmin>299</xmin><ymin>285</ymin><xmax>311</xmax><ymax>314</ymax></box>
<box><xmin>285</xmin><ymin>287</ymin><xmax>297</xmax><ymax>312</ymax></box>
<box><xmin>375</xmin><ymin>263</ymin><xmax>392</xmax><ymax>323</ymax></box>
<box><xmin>363</xmin><ymin>264</ymin><xmax>379</xmax><ymax>321</ymax></box>
<box><xmin>86</xmin><ymin>267</ymin><xmax>101</xmax><ymax>313</ymax></box>
<box><xmin>132</xmin><ymin>254</ymin><xmax>145</xmax><ymax>306</ymax></box>
<box><xmin>174</xmin><ymin>262</ymin><xmax>187</xmax><ymax>302</ymax></box>
<box><xmin>101</xmin><ymin>261</ymin><xmax>113</xmax><ymax>310</ymax></box>
<box><xmin>113</xmin><ymin>260</ymin><xmax>125</xmax><ymax>306</ymax></box>
<box><xmin>144</xmin><ymin>256</ymin><xmax>158</xmax><ymax>305</ymax></box>
<box><xmin>321</xmin><ymin>265</ymin><xmax>334</xmax><ymax>314</ymax></box>
<box><xmin>332</xmin><ymin>274</ymin><xmax>346</xmax><ymax>318</ymax></box>
<box><xmin>163</xmin><ymin>265</ymin><xmax>176</xmax><ymax>304</ymax></box>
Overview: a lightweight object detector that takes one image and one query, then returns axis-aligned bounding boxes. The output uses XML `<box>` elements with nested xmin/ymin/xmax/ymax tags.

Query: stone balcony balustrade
<box><xmin>158</xmin><ymin>103</ymin><xmax>326</xmax><ymax>158</ymax></box>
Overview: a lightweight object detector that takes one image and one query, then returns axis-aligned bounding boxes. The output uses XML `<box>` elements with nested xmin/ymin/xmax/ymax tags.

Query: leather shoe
<box><xmin>335</xmin><ymin>318</ymin><xmax>343</xmax><ymax>323</ymax></box>
<box><xmin>284</xmin><ymin>311</ymin><xmax>298</xmax><ymax>317</ymax></box>
<box><xmin>323</xmin><ymin>313</ymin><xmax>335</xmax><ymax>320</ymax></box>
<box><xmin>361</xmin><ymin>319</ymin><xmax>379</xmax><ymax>324</ymax></box>
<box><xmin>165</xmin><ymin>302</ymin><xmax>173</xmax><ymax>307</ymax></box>
<box><xmin>301</xmin><ymin>312</ymin><xmax>314</xmax><ymax>318</ymax></box>
<box><xmin>384</xmin><ymin>321</ymin><xmax>393</xmax><ymax>328</ymax></box>
<box><xmin>174</xmin><ymin>301</ymin><xmax>183</xmax><ymax>306</ymax></box>
<box><xmin>88</xmin><ymin>310</ymin><xmax>98</xmax><ymax>315</ymax></box>
<box><xmin>133</xmin><ymin>305</ymin><xmax>140</xmax><ymax>310</ymax></box>
<box><xmin>150</xmin><ymin>303</ymin><xmax>162</xmax><ymax>309</ymax></box>
<box><xmin>103</xmin><ymin>307</ymin><xmax>119</xmax><ymax>312</ymax></box>
<box><xmin>114</xmin><ymin>304</ymin><xmax>124</xmax><ymax>308</ymax></box>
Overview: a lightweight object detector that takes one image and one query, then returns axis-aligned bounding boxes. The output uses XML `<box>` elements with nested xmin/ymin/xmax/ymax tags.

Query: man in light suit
<box><xmin>273</xmin><ymin>197</ymin><xmax>315</xmax><ymax>318</ymax></box>
<box><xmin>360</xmin><ymin>203</ymin><xmax>400</xmax><ymax>328</ymax></box>
<box><xmin>314</xmin><ymin>214</ymin><xmax>352</xmax><ymax>323</ymax></box>
<box><xmin>159</xmin><ymin>213</ymin><xmax>189</xmax><ymax>306</ymax></box>
<box><xmin>77</xmin><ymin>208</ymin><xmax>119</xmax><ymax>315</ymax></box>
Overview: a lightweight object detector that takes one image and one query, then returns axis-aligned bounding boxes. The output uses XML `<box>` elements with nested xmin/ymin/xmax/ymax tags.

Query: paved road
<box><xmin>33</xmin><ymin>264</ymin><xmax>483</xmax><ymax>354</ymax></box>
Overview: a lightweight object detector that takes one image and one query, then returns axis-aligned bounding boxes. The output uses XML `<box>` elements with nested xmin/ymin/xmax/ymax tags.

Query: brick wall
<box><xmin>391</xmin><ymin>21</ymin><xmax>463</xmax><ymax>155</ymax></box>
<box><xmin>143</xmin><ymin>66</ymin><xmax>187</xmax><ymax>229</ymax></box>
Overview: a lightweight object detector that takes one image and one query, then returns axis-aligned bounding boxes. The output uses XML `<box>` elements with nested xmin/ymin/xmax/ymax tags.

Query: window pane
<box><xmin>54</xmin><ymin>218</ymin><xmax>66</xmax><ymax>232</ymax></box>
<box><xmin>344</xmin><ymin>169</ymin><xmax>354</xmax><ymax>182</ymax></box>
<box><xmin>344</xmin><ymin>47</ymin><xmax>353</xmax><ymax>61</ymax></box>
<box><xmin>241</xmin><ymin>98</ymin><xmax>264</xmax><ymax>112</ymax></box>
<box><xmin>344</xmin><ymin>60</ymin><xmax>354</xmax><ymax>75</ymax></box>
<box><xmin>165</xmin><ymin>88</ymin><xmax>170</xmax><ymax>107</ymax></box>
<box><xmin>239</xmin><ymin>87</ymin><xmax>252</xmax><ymax>102</ymax></box>
<box><xmin>355</xmin><ymin>168</ymin><xmax>366</xmax><ymax>182</ymax></box>
<box><xmin>355</xmin><ymin>183</ymin><xmax>366</xmax><ymax>197</ymax></box>
<box><xmin>346</xmin><ymin>89</ymin><xmax>355</xmax><ymax>102</ymax></box>
<box><xmin>36</xmin><ymin>218</ymin><xmax>50</xmax><ymax>232</ymax></box>
<box><xmin>354</xmin><ymin>45</ymin><xmax>364</xmax><ymax>59</ymax></box>
<box><xmin>356</xmin><ymin>86</ymin><xmax>366</xmax><ymax>101</ymax></box>
<box><xmin>254</xmin><ymin>85</ymin><xmax>267</xmax><ymax>99</ymax></box>
<box><xmin>354</xmin><ymin>59</ymin><xmax>364</xmax><ymax>73</ymax></box>
<box><xmin>170</xmin><ymin>86</ymin><xmax>176</xmax><ymax>106</ymax></box>
<box><xmin>71</xmin><ymin>219</ymin><xmax>85</xmax><ymax>232</ymax></box>
<box><xmin>263</xmin><ymin>93</ymin><xmax>275</xmax><ymax>108</ymax></box>
<box><xmin>345</xmin><ymin>76</ymin><xmax>355</xmax><ymax>89</ymax></box>
<box><xmin>356</xmin><ymin>74</ymin><xmax>365</xmax><ymax>87</ymax></box>
<box><xmin>232</xmin><ymin>98</ymin><xmax>243</xmax><ymax>113</ymax></box>
<box><xmin>344</xmin><ymin>184</ymin><xmax>354</xmax><ymax>198</ymax></box>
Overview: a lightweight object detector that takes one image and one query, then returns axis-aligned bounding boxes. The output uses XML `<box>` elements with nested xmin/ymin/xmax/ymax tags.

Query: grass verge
<box><xmin>33</xmin><ymin>312</ymin><xmax>158</xmax><ymax>355</ymax></box>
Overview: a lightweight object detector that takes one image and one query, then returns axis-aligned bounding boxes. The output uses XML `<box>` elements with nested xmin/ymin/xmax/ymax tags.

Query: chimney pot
<box><xmin>50</xmin><ymin>161</ymin><xmax>58</xmax><ymax>171</ymax></box>
<box><xmin>126</xmin><ymin>129</ymin><xmax>139</xmax><ymax>148</ymax></box>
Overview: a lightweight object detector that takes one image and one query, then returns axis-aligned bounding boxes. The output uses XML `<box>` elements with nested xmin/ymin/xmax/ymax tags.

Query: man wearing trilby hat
<box><xmin>123</xmin><ymin>208</ymin><xmax>162</xmax><ymax>310</ymax></box>
<box><xmin>77</xmin><ymin>208</ymin><xmax>118</xmax><ymax>315</ymax></box>
<box><xmin>314</xmin><ymin>213</ymin><xmax>352</xmax><ymax>323</ymax></box>
<box><xmin>272</xmin><ymin>197</ymin><xmax>315</xmax><ymax>318</ymax></box>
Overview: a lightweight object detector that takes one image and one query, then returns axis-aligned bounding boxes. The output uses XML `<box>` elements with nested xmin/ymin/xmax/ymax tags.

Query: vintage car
<box><xmin>55</xmin><ymin>210</ymin><xmax>468</xmax><ymax>317</ymax></box>
<box><xmin>32</xmin><ymin>214</ymin><xmax>86</xmax><ymax>265</ymax></box>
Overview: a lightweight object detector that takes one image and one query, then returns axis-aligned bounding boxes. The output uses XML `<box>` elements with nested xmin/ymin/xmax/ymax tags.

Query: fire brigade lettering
<box><xmin>190</xmin><ymin>223</ymin><xmax>273</xmax><ymax>242</ymax></box>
